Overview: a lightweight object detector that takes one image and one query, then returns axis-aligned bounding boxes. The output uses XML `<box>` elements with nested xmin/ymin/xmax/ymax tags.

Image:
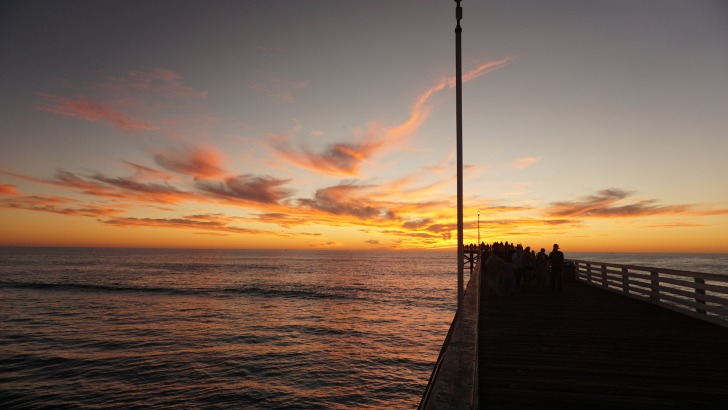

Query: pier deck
<box><xmin>478</xmin><ymin>281</ymin><xmax>728</xmax><ymax>408</ymax></box>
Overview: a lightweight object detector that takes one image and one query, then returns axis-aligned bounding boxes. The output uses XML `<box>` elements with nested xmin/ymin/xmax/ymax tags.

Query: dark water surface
<box><xmin>1</xmin><ymin>248</ymin><xmax>457</xmax><ymax>409</ymax></box>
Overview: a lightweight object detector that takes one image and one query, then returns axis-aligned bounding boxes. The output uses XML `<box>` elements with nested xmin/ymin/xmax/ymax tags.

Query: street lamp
<box><xmin>478</xmin><ymin>210</ymin><xmax>480</xmax><ymax>244</ymax></box>
<box><xmin>454</xmin><ymin>0</ymin><xmax>464</xmax><ymax>312</ymax></box>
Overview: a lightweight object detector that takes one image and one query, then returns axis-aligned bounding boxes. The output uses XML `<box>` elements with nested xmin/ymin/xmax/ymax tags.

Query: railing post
<box><xmin>601</xmin><ymin>265</ymin><xmax>608</xmax><ymax>288</ymax></box>
<box><xmin>586</xmin><ymin>263</ymin><xmax>592</xmax><ymax>283</ymax></box>
<box><xmin>695</xmin><ymin>277</ymin><xmax>707</xmax><ymax>315</ymax></box>
<box><xmin>621</xmin><ymin>268</ymin><xmax>629</xmax><ymax>294</ymax></box>
<box><xmin>650</xmin><ymin>271</ymin><xmax>660</xmax><ymax>303</ymax></box>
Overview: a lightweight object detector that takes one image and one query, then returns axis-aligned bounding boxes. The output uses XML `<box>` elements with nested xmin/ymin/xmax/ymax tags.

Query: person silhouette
<box><xmin>549</xmin><ymin>244</ymin><xmax>564</xmax><ymax>292</ymax></box>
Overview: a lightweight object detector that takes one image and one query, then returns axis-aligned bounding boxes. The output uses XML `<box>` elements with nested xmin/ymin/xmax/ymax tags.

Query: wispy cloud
<box><xmin>644</xmin><ymin>222</ymin><xmax>709</xmax><ymax>228</ymax></box>
<box><xmin>511</xmin><ymin>156</ymin><xmax>541</xmax><ymax>170</ymax></box>
<box><xmin>297</xmin><ymin>182</ymin><xmax>395</xmax><ymax>221</ymax></box>
<box><xmin>267</xmin><ymin>57</ymin><xmax>513</xmax><ymax>177</ymax></box>
<box><xmin>196</xmin><ymin>174</ymin><xmax>293</xmax><ymax>204</ymax></box>
<box><xmin>36</xmin><ymin>92</ymin><xmax>157</xmax><ymax>132</ymax></box>
<box><xmin>250</xmin><ymin>78</ymin><xmax>308</xmax><ymax>102</ymax></box>
<box><xmin>269</xmin><ymin>132</ymin><xmax>383</xmax><ymax>177</ymax></box>
<box><xmin>104</xmin><ymin>68</ymin><xmax>208</xmax><ymax>99</ymax></box>
<box><xmin>154</xmin><ymin>145</ymin><xmax>226</xmax><ymax>178</ymax></box>
<box><xmin>102</xmin><ymin>213</ymin><xmax>283</xmax><ymax>236</ymax></box>
<box><xmin>122</xmin><ymin>161</ymin><xmax>174</xmax><ymax>181</ymax></box>
<box><xmin>544</xmin><ymin>189</ymin><xmax>719</xmax><ymax>219</ymax></box>
<box><xmin>388</xmin><ymin>57</ymin><xmax>514</xmax><ymax>140</ymax></box>
<box><xmin>0</xmin><ymin>192</ymin><xmax>124</xmax><ymax>218</ymax></box>
<box><xmin>37</xmin><ymin>69</ymin><xmax>208</xmax><ymax>135</ymax></box>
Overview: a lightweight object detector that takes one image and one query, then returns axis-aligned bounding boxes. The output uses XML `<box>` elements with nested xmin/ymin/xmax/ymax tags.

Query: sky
<box><xmin>1</xmin><ymin>0</ymin><xmax>727</xmax><ymax>252</ymax></box>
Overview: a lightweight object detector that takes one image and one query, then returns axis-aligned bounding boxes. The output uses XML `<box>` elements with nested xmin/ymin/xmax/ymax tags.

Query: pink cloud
<box><xmin>36</xmin><ymin>93</ymin><xmax>156</xmax><ymax>132</ymax></box>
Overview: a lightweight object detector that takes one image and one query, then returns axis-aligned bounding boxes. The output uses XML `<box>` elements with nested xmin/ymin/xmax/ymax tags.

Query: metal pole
<box><xmin>455</xmin><ymin>0</ymin><xmax>464</xmax><ymax>311</ymax></box>
<box><xmin>478</xmin><ymin>210</ymin><xmax>480</xmax><ymax>244</ymax></box>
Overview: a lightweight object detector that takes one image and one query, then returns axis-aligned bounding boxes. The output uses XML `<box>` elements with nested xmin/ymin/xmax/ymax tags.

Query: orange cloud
<box><xmin>0</xmin><ymin>184</ymin><xmax>17</xmax><ymax>195</ymax></box>
<box><xmin>154</xmin><ymin>145</ymin><xmax>226</xmax><ymax>178</ymax></box>
<box><xmin>388</xmin><ymin>57</ymin><xmax>514</xmax><ymax>140</ymax></box>
<box><xmin>36</xmin><ymin>93</ymin><xmax>157</xmax><ymax>132</ymax></box>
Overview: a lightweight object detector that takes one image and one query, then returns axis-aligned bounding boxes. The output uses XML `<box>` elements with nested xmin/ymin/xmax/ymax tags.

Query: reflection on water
<box><xmin>1</xmin><ymin>248</ymin><xmax>458</xmax><ymax>409</ymax></box>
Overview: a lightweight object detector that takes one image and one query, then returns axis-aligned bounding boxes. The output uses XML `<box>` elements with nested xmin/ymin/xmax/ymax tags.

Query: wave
<box><xmin>0</xmin><ymin>280</ymin><xmax>357</xmax><ymax>301</ymax></box>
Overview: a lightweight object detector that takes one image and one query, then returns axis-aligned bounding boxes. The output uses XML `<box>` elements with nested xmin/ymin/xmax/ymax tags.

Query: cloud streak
<box><xmin>102</xmin><ymin>214</ymin><xmax>282</xmax><ymax>236</ymax></box>
<box><xmin>268</xmin><ymin>57</ymin><xmax>513</xmax><ymax>177</ymax></box>
<box><xmin>250</xmin><ymin>78</ymin><xmax>308</xmax><ymax>102</ymax></box>
<box><xmin>36</xmin><ymin>93</ymin><xmax>156</xmax><ymax>132</ymax></box>
<box><xmin>511</xmin><ymin>156</ymin><xmax>541</xmax><ymax>170</ymax></box>
<box><xmin>154</xmin><ymin>145</ymin><xmax>226</xmax><ymax>178</ymax></box>
<box><xmin>544</xmin><ymin>189</ymin><xmax>727</xmax><ymax>219</ymax></box>
<box><xmin>196</xmin><ymin>175</ymin><xmax>293</xmax><ymax>204</ymax></box>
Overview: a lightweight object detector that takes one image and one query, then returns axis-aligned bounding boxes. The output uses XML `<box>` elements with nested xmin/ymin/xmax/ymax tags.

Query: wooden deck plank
<box><xmin>478</xmin><ymin>281</ymin><xmax>728</xmax><ymax>408</ymax></box>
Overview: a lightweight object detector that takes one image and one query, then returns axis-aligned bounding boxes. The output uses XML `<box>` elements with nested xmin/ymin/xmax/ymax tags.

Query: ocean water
<box><xmin>0</xmin><ymin>248</ymin><xmax>458</xmax><ymax>409</ymax></box>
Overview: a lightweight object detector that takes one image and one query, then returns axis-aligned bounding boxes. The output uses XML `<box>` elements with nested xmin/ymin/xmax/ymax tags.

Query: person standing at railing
<box><xmin>549</xmin><ymin>244</ymin><xmax>564</xmax><ymax>292</ymax></box>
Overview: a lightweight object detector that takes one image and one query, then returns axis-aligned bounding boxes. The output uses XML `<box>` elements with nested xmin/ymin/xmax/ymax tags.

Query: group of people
<box><xmin>473</xmin><ymin>241</ymin><xmax>565</xmax><ymax>295</ymax></box>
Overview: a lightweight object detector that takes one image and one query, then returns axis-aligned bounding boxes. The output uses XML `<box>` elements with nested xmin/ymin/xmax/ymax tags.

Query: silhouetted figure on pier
<box><xmin>535</xmin><ymin>248</ymin><xmax>548</xmax><ymax>289</ymax></box>
<box><xmin>549</xmin><ymin>244</ymin><xmax>564</xmax><ymax>292</ymax></box>
<box><xmin>523</xmin><ymin>246</ymin><xmax>535</xmax><ymax>285</ymax></box>
<box><xmin>511</xmin><ymin>245</ymin><xmax>525</xmax><ymax>287</ymax></box>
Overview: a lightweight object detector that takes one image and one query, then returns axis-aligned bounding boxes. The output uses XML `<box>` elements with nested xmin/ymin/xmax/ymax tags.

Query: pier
<box><xmin>420</xmin><ymin>254</ymin><xmax>728</xmax><ymax>409</ymax></box>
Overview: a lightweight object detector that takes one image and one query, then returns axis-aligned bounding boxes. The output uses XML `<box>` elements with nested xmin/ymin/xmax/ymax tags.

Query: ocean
<box><xmin>1</xmin><ymin>248</ymin><xmax>727</xmax><ymax>409</ymax></box>
<box><xmin>0</xmin><ymin>248</ymin><xmax>457</xmax><ymax>409</ymax></box>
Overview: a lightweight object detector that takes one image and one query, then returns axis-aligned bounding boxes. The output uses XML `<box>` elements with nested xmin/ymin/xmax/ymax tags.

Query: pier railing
<box><xmin>572</xmin><ymin>260</ymin><xmax>728</xmax><ymax>327</ymax></box>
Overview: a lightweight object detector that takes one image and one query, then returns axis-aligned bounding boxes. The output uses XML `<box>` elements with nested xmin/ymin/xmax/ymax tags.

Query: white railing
<box><xmin>572</xmin><ymin>260</ymin><xmax>728</xmax><ymax>328</ymax></box>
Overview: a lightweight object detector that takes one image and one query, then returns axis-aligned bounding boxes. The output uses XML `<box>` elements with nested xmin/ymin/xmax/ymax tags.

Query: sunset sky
<box><xmin>1</xmin><ymin>0</ymin><xmax>727</xmax><ymax>252</ymax></box>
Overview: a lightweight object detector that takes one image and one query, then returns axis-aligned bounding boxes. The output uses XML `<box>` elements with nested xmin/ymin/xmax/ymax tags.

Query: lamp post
<box><xmin>455</xmin><ymin>0</ymin><xmax>464</xmax><ymax>312</ymax></box>
<box><xmin>478</xmin><ymin>210</ymin><xmax>480</xmax><ymax>244</ymax></box>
